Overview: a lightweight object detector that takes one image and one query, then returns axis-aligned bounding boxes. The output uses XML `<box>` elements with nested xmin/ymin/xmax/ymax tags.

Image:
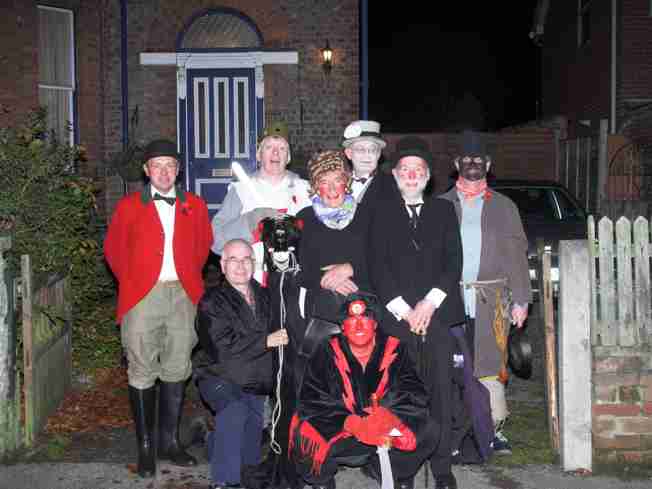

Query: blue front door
<box><xmin>185</xmin><ymin>68</ymin><xmax>257</xmax><ymax>219</ymax></box>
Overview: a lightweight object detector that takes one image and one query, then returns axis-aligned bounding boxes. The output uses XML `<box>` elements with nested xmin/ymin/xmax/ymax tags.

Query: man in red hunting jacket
<box><xmin>104</xmin><ymin>139</ymin><xmax>213</xmax><ymax>478</ymax></box>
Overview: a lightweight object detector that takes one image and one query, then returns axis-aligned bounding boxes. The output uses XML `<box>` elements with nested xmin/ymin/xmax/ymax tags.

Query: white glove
<box><xmin>244</xmin><ymin>207</ymin><xmax>278</xmax><ymax>232</ymax></box>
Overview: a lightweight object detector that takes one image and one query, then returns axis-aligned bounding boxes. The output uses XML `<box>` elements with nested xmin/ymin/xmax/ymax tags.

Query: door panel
<box><xmin>186</xmin><ymin>68</ymin><xmax>257</xmax><ymax>219</ymax></box>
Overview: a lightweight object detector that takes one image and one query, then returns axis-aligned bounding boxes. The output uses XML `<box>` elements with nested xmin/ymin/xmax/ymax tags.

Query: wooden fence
<box><xmin>21</xmin><ymin>255</ymin><xmax>72</xmax><ymax>446</ymax></box>
<box><xmin>0</xmin><ymin>235</ymin><xmax>20</xmax><ymax>459</ymax></box>
<box><xmin>588</xmin><ymin>216</ymin><xmax>652</xmax><ymax>346</ymax></box>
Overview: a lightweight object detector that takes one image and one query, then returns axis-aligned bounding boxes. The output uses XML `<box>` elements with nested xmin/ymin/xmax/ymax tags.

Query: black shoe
<box><xmin>187</xmin><ymin>415</ymin><xmax>209</xmax><ymax>446</ymax></box>
<box><xmin>360</xmin><ymin>463</ymin><xmax>380</xmax><ymax>482</ymax></box>
<box><xmin>397</xmin><ymin>477</ymin><xmax>415</xmax><ymax>489</ymax></box>
<box><xmin>159</xmin><ymin>381</ymin><xmax>198</xmax><ymax>466</ymax></box>
<box><xmin>128</xmin><ymin>385</ymin><xmax>157</xmax><ymax>478</ymax></box>
<box><xmin>434</xmin><ymin>473</ymin><xmax>458</xmax><ymax>489</ymax></box>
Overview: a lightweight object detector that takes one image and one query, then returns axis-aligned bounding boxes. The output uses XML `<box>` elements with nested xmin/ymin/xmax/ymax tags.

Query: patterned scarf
<box><xmin>456</xmin><ymin>177</ymin><xmax>488</xmax><ymax>200</ymax></box>
<box><xmin>311</xmin><ymin>194</ymin><xmax>357</xmax><ymax>230</ymax></box>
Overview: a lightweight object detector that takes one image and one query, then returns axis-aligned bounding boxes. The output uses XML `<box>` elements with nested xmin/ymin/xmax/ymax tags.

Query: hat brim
<box><xmin>508</xmin><ymin>327</ymin><xmax>533</xmax><ymax>380</ymax></box>
<box><xmin>389</xmin><ymin>148</ymin><xmax>433</xmax><ymax>170</ymax></box>
<box><xmin>342</xmin><ymin>136</ymin><xmax>387</xmax><ymax>149</ymax></box>
<box><xmin>144</xmin><ymin>150</ymin><xmax>182</xmax><ymax>163</ymax></box>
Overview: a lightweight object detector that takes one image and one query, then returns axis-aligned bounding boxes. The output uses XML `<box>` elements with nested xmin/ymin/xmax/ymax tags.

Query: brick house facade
<box><xmin>0</xmin><ymin>0</ymin><xmax>359</xmax><ymax>219</ymax></box>
<box><xmin>532</xmin><ymin>0</ymin><xmax>652</xmax><ymax>165</ymax></box>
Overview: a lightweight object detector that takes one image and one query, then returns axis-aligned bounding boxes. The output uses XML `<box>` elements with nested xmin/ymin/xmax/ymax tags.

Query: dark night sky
<box><xmin>368</xmin><ymin>2</ymin><xmax>541</xmax><ymax>132</ymax></box>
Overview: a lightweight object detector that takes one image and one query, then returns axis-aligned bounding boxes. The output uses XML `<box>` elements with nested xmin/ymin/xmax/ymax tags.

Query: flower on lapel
<box><xmin>483</xmin><ymin>190</ymin><xmax>492</xmax><ymax>202</ymax></box>
<box><xmin>181</xmin><ymin>202</ymin><xmax>192</xmax><ymax>215</ymax></box>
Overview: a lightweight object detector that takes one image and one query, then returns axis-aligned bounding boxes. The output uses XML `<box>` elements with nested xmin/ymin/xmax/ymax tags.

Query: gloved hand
<box><xmin>243</xmin><ymin>207</ymin><xmax>278</xmax><ymax>233</ymax></box>
<box><xmin>344</xmin><ymin>415</ymin><xmax>389</xmax><ymax>447</ymax></box>
<box><xmin>363</xmin><ymin>406</ymin><xmax>402</xmax><ymax>435</ymax></box>
<box><xmin>362</xmin><ymin>406</ymin><xmax>416</xmax><ymax>451</ymax></box>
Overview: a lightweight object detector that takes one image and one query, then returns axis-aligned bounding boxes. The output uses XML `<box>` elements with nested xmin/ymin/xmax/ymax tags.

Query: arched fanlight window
<box><xmin>178</xmin><ymin>9</ymin><xmax>263</xmax><ymax>50</ymax></box>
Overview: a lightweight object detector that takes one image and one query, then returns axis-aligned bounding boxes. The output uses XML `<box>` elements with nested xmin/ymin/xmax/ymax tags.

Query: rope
<box><xmin>268</xmin><ymin>251</ymin><xmax>300</xmax><ymax>455</ymax></box>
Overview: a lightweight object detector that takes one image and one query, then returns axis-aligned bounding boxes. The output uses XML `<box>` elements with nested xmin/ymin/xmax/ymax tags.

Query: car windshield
<box><xmin>554</xmin><ymin>188</ymin><xmax>587</xmax><ymax>219</ymax></box>
<box><xmin>496</xmin><ymin>187</ymin><xmax>558</xmax><ymax>220</ymax></box>
<box><xmin>495</xmin><ymin>186</ymin><xmax>587</xmax><ymax>221</ymax></box>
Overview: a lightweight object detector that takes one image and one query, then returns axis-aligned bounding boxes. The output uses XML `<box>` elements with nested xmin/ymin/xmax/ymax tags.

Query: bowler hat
<box><xmin>457</xmin><ymin>130</ymin><xmax>490</xmax><ymax>158</ymax></box>
<box><xmin>143</xmin><ymin>139</ymin><xmax>181</xmax><ymax>163</ymax></box>
<box><xmin>389</xmin><ymin>136</ymin><xmax>433</xmax><ymax>170</ymax></box>
<box><xmin>507</xmin><ymin>326</ymin><xmax>533</xmax><ymax>380</ymax></box>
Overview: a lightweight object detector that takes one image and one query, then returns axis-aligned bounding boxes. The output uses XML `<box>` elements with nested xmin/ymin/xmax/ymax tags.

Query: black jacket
<box><xmin>194</xmin><ymin>279</ymin><xmax>276</xmax><ymax>395</ymax></box>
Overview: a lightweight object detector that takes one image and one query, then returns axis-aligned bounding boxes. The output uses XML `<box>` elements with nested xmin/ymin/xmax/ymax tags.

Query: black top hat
<box><xmin>507</xmin><ymin>326</ymin><xmax>533</xmax><ymax>380</ymax></box>
<box><xmin>457</xmin><ymin>130</ymin><xmax>490</xmax><ymax>158</ymax></box>
<box><xmin>389</xmin><ymin>136</ymin><xmax>433</xmax><ymax>170</ymax></box>
<box><xmin>143</xmin><ymin>139</ymin><xmax>181</xmax><ymax>163</ymax></box>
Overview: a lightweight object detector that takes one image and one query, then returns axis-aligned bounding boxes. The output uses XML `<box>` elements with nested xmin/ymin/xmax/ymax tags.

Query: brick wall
<box><xmin>540</xmin><ymin>1</ymin><xmax>612</xmax><ymax>129</ymax></box>
<box><xmin>618</xmin><ymin>0</ymin><xmax>652</xmax><ymax>167</ymax></box>
<box><xmin>0</xmin><ymin>2</ymin><xmax>38</xmax><ymax>129</ymax></box>
<box><xmin>592</xmin><ymin>349</ymin><xmax>652</xmax><ymax>465</ymax></box>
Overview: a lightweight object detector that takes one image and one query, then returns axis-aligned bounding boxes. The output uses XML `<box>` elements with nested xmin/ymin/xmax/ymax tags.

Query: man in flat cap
<box><xmin>211</xmin><ymin>121</ymin><xmax>311</xmax><ymax>257</ymax></box>
<box><xmin>342</xmin><ymin>120</ymin><xmax>393</xmax><ymax>208</ymax></box>
<box><xmin>104</xmin><ymin>138</ymin><xmax>213</xmax><ymax>477</ymax></box>
<box><xmin>368</xmin><ymin>136</ymin><xmax>465</xmax><ymax>489</ymax></box>
<box><xmin>439</xmin><ymin>130</ymin><xmax>531</xmax><ymax>456</ymax></box>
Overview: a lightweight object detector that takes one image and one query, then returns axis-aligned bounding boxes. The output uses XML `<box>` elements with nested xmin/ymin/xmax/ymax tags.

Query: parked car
<box><xmin>490</xmin><ymin>179</ymin><xmax>588</xmax><ymax>300</ymax></box>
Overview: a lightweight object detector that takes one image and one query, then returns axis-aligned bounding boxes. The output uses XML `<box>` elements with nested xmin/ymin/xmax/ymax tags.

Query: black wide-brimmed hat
<box><xmin>388</xmin><ymin>136</ymin><xmax>433</xmax><ymax>171</ymax></box>
<box><xmin>507</xmin><ymin>326</ymin><xmax>533</xmax><ymax>380</ymax></box>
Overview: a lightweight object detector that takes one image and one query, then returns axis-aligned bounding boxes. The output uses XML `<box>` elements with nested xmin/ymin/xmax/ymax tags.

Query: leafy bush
<box><xmin>0</xmin><ymin>108</ymin><xmax>120</xmax><ymax>370</ymax></box>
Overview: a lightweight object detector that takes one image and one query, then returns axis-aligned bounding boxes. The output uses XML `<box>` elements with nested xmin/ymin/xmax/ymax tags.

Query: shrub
<box><xmin>0</xmin><ymin>108</ymin><xmax>119</xmax><ymax>370</ymax></box>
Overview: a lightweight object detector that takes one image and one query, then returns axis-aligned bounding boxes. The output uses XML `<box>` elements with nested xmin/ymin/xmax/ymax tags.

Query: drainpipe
<box><xmin>360</xmin><ymin>0</ymin><xmax>369</xmax><ymax>119</ymax></box>
<box><xmin>120</xmin><ymin>0</ymin><xmax>129</xmax><ymax>148</ymax></box>
<box><xmin>610</xmin><ymin>0</ymin><xmax>617</xmax><ymax>134</ymax></box>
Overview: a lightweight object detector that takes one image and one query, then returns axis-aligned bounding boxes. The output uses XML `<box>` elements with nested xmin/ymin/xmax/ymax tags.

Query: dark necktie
<box><xmin>353</xmin><ymin>177</ymin><xmax>368</xmax><ymax>184</ymax></box>
<box><xmin>407</xmin><ymin>203</ymin><xmax>422</xmax><ymax>229</ymax></box>
<box><xmin>153</xmin><ymin>193</ymin><xmax>176</xmax><ymax>206</ymax></box>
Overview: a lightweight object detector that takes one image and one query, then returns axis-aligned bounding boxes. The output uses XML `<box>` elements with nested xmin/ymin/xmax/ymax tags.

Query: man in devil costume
<box><xmin>290</xmin><ymin>293</ymin><xmax>438</xmax><ymax>489</ymax></box>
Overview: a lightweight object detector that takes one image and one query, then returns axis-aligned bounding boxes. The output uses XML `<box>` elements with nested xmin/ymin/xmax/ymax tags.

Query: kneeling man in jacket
<box><xmin>290</xmin><ymin>293</ymin><xmax>438</xmax><ymax>489</ymax></box>
<box><xmin>194</xmin><ymin>239</ymin><xmax>289</xmax><ymax>489</ymax></box>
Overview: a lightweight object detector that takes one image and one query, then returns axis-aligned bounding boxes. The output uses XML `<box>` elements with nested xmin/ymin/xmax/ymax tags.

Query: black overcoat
<box><xmin>368</xmin><ymin>186</ymin><xmax>465</xmax><ymax>468</ymax></box>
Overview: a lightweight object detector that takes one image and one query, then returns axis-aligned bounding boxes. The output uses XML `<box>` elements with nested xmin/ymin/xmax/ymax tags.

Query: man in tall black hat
<box><xmin>368</xmin><ymin>136</ymin><xmax>465</xmax><ymax>489</ymax></box>
<box><xmin>438</xmin><ymin>130</ymin><xmax>532</xmax><ymax>456</ymax></box>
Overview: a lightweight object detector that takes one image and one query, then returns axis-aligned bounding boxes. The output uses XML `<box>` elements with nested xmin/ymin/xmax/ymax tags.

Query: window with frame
<box><xmin>38</xmin><ymin>5</ymin><xmax>75</xmax><ymax>145</ymax></box>
<box><xmin>578</xmin><ymin>0</ymin><xmax>592</xmax><ymax>47</ymax></box>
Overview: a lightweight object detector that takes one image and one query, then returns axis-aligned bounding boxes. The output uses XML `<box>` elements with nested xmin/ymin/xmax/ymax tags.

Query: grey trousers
<box><xmin>121</xmin><ymin>281</ymin><xmax>198</xmax><ymax>389</ymax></box>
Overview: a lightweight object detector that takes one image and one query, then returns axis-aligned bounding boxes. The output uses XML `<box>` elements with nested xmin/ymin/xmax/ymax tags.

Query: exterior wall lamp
<box><xmin>321</xmin><ymin>40</ymin><xmax>333</xmax><ymax>74</ymax></box>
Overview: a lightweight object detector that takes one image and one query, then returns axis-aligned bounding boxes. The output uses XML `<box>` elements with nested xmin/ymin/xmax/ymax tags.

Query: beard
<box><xmin>394</xmin><ymin>174</ymin><xmax>429</xmax><ymax>201</ymax></box>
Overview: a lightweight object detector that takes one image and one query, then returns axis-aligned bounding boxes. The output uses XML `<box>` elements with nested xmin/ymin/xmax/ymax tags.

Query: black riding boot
<box><xmin>128</xmin><ymin>385</ymin><xmax>157</xmax><ymax>478</ymax></box>
<box><xmin>158</xmin><ymin>380</ymin><xmax>197</xmax><ymax>466</ymax></box>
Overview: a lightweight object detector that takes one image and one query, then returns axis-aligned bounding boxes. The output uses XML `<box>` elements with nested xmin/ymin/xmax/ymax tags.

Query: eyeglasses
<box><xmin>223</xmin><ymin>257</ymin><xmax>256</xmax><ymax>267</ymax></box>
<box><xmin>351</xmin><ymin>147</ymin><xmax>380</xmax><ymax>156</ymax></box>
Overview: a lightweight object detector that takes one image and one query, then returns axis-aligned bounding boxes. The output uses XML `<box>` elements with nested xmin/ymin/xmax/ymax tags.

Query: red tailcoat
<box><xmin>104</xmin><ymin>186</ymin><xmax>213</xmax><ymax>323</ymax></box>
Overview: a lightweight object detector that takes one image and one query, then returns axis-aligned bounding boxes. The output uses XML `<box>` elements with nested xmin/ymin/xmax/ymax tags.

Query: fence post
<box><xmin>0</xmin><ymin>235</ymin><xmax>20</xmax><ymax>458</ymax></box>
<box><xmin>598</xmin><ymin>119</ymin><xmax>609</xmax><ymax>214</ymax></box>
<box><xmin>558</xmin><ymin>240</ymin><xmax>592</xmax><ymax>471</ymax></box>
<box><xmin>21</xmin><ymin>255</ymin><xmax>34</xmax><ymax>446</ymax></box>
